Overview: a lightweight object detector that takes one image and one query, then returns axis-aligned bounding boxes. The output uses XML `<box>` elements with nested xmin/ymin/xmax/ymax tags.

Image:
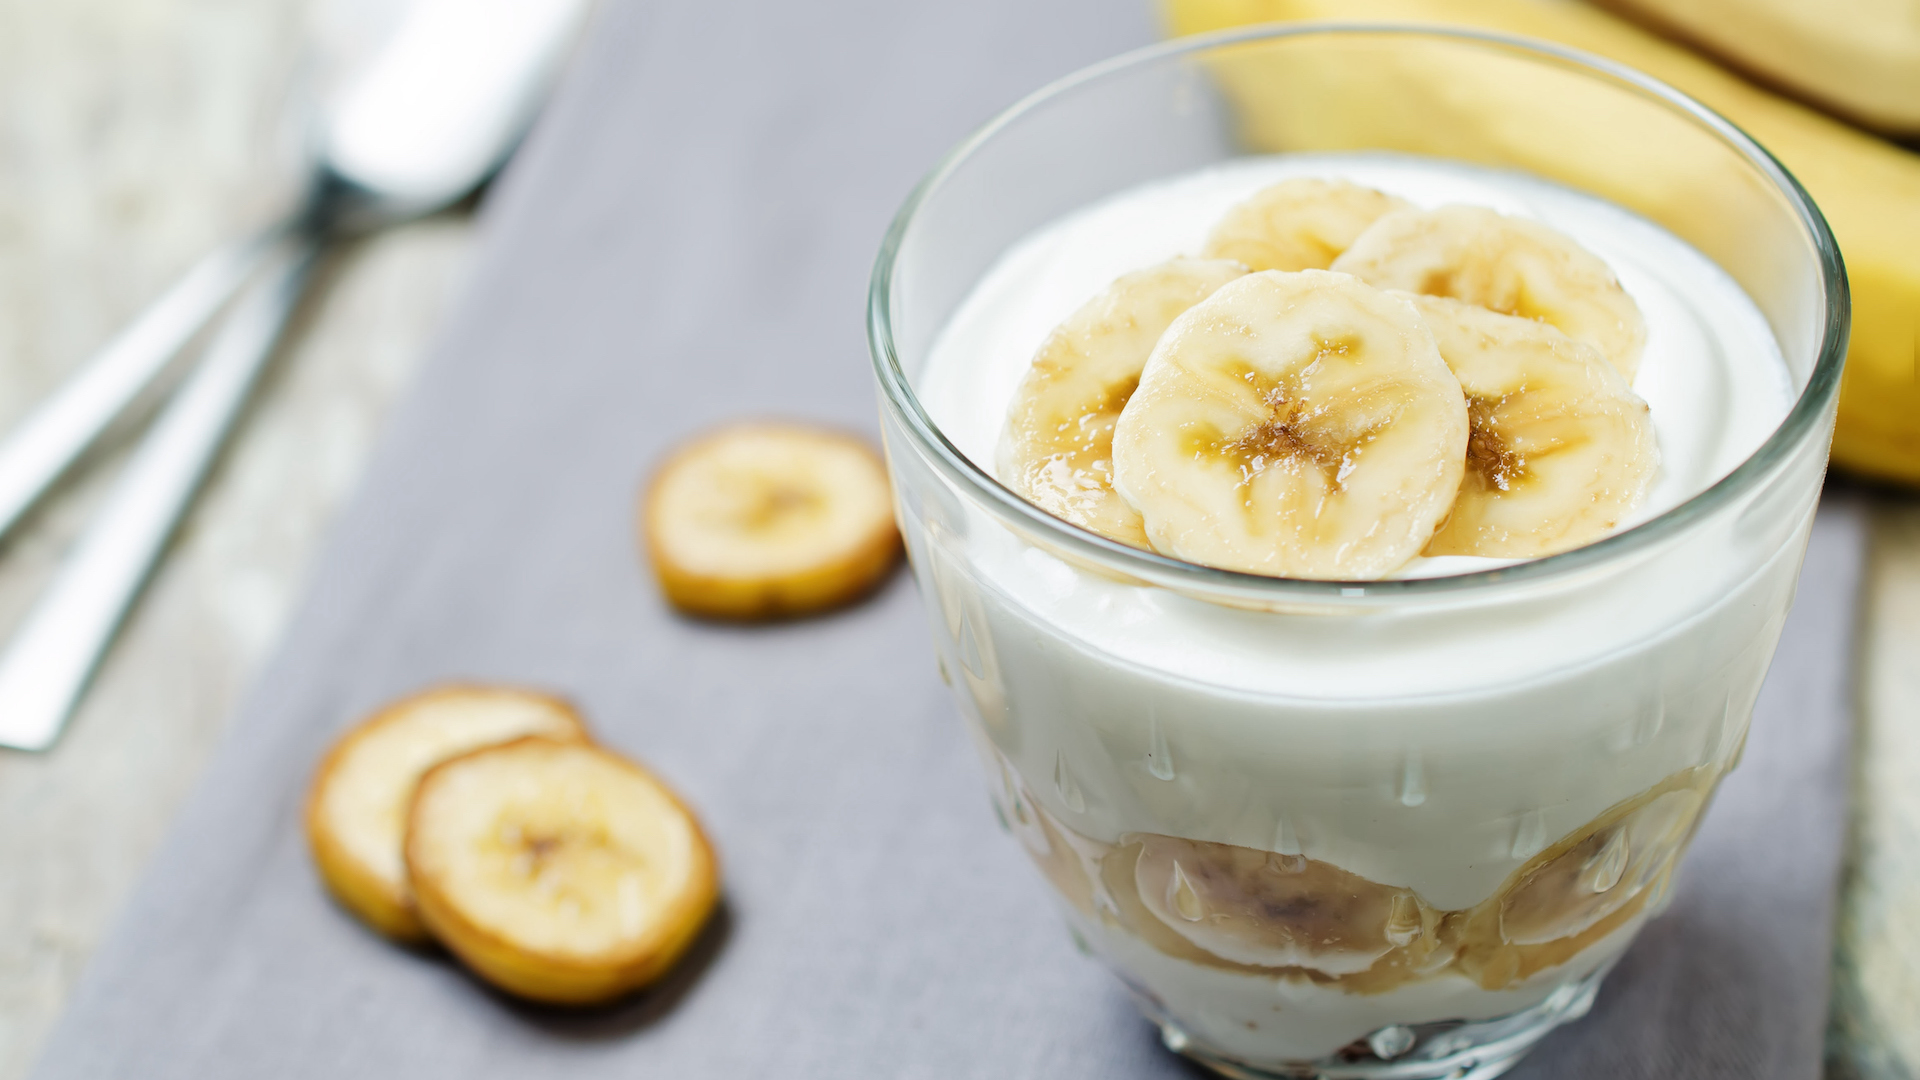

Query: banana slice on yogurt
<box><xmin>1332</xmin><ymin>205</ymin><xmax>1648</xmax><ymax>380</ymax></box>
<box><xmin>406</xmin><ymin>737</ymin><xmax>720</xmax><ymax>1005</ymax></box>
<box><xmin>999</xmin><ymin>257</ymin><xmax>1248</xmax><ymax>547</ymax></box>
<box><xmin>1202</xmin><ymin>178</ymin><xmax>1410</xmax><ymax>272</ymax></box>
<box><xmin>1111</xmin><ymin>270</ymin><xmax>1468</xmax><ymax>580</ymax></box>
<box><xmin>1411</xmin><ymin>295</ymin><xmax>1658</xmax><ymax>559</ymax></box>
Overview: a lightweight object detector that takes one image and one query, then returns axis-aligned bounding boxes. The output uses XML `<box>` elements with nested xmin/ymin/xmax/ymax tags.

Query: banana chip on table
<box><xmin>1332</xmin><ymin>205</ymin><xmax>1648</xmax><ymax>380</ymax></box>
<box><xmin>1111</xmin><ymin>269</ymin><xmax>1469</xmax><ymax>580</ymax></box>
<box><xmin>644</xmin><ymin>423</ymin><xmax>900</xmax><ymax>620</ymax></box>
<box><xmin>1202</xmin><ymin>177</ymin><xmax>1409</xmax><ymax>272</ymax></box>
<box><xmin>999</xmin><ymin>257</ymin><xmax>1247</xmax><ymax>548</ymax></box>
<box><xmin>1407</xmin><ymin>294</ymin><xmax>1658</xmax><ymax>559</ymax></box>
<box><xmin>406</xmin><ymin>736</ymin><xmax>720</xmax><ymax>1005</ymax></box>
<box><xmin>305</xmin><ymin>686</ymin><xmax>589</xmax><ymax>942</ymax></box>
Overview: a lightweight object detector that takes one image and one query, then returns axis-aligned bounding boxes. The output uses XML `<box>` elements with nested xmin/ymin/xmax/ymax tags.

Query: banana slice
<box><xmin>1331</xmin><ymin>205</ymin><xmax>1648</xmax><ymax>380</ymax></box>
<box><xmin>998</xmin><ymin>258</ymin><xmax>1247</xmax><ymax>547</ymax></box>
<box><xmin>406</xmin><ymin>737</ymin><xmax>720</xmax><ymax>1005</ymax></box>
<box><xmin>305</xmin><ymin>685</ymin><xmax>589</xmax><ymax>942</ymax></box>
<box><xmin>1131</xmin><ymin>834</ymin><xmax>1437</xmax><ymax>975</ymax></box>
<box><xmin>1411</xmin><ymin>295</ymin><xmax>1658</xmax><ymax>559</ymax></box>
<box><xmin>644</xmin><ymin>423</ymin><xmax>900</xmax><ymax>620</ymax></box>
<box><xmin>1111</xmin><ymin>269</ymin><xmax>1468</xmax><ymax>580</ymax></box>
<box><xmin>1201</xmin><ymin>178</ymin><xmax>1410</xmax><ymax>272</ymax></box>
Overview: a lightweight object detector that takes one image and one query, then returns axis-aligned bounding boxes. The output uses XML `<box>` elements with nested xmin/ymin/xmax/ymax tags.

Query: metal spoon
<box><xmin>0</xmin><ymin>0</ymin><xmax>592</xmax><ymax>751</ymax></box>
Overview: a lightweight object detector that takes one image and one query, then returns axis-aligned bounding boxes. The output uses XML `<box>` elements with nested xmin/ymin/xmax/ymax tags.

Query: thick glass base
<box><xmin>1138</xmin><ymin>967</ymin><xmax>1606</xmax><ymax>1080</ymax></box>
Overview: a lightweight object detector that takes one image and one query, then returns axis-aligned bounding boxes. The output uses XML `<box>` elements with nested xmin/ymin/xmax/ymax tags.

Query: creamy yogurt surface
<box><xmin>921</xmin><ymin>153</ymin><xmax>1792</xmax><ymax>539</ymax></box>
<box><xmin>912</xmin><ymin>152</ymin><xmax>1797</xmax><ymax>699</ymax></box>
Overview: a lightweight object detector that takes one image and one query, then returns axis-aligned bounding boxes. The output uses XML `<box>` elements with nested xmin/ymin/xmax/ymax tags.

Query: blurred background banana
<box><xmin>1591</xmin><ymin>0</ymin><xmax>1920</xmax><ymax>136</ymax></box>
<box><xmin>1164</xmin><ymin>0</ymin><xmax>1920</xmax><ymax>487</ymax></box>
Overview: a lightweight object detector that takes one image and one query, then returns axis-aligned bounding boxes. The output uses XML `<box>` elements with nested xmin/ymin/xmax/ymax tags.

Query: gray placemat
<box><xmin>28</xmin><ymin>1</ymin><xmax>1861</xmax><ymax>1076</ymax></box>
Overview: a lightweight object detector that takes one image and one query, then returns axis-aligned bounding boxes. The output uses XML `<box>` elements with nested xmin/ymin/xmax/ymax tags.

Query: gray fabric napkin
<box><xmin>29</xmin><ymin>1</ymin><xmax>1861</xmax><ymax>1076</ymax></box>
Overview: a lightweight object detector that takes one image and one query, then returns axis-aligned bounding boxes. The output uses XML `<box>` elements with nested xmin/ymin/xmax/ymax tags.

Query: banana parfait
<box><xmin>907</xmin><ymin>155</ymin><xmax>1799</xmax><ymax>1072</ymax></box>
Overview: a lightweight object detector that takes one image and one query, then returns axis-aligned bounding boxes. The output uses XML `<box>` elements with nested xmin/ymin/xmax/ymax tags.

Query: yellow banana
<box><xmin>1408</xmin><ymin>294</ymin><xmax>1657</xmax><ymax>558</ymax></box>
<box><xmin>643</xmin><ymin>423</ymin><xmax>901</xmax><ymax>619</ymax></box>
<box><xmin>1111</xmin><ymin>270</ymin><xmax>1469</xmax><ymax>579</ymax></box>
<box><xmin>1162</xmin><ymin>0</ymin><xmax>1920</xmax><ymax>485</ymax></box>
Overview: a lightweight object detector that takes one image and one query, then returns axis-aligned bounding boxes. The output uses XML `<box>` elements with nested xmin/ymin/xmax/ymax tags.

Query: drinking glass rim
<box><xmin>866</xmin><ymin>22</ymin><xmax>1849</xmax><ymax>603</ymax></box>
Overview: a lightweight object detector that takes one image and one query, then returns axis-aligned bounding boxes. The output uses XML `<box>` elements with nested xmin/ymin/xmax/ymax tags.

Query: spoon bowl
<box><xmin>314</xmin><ymin>0</ymin><xmax>590</xmax><ymax>231</ymax></box>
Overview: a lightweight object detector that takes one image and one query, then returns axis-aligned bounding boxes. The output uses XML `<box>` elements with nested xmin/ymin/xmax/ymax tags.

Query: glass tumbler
<box><xmin>867</xmin><ymin>26</ymin><xmax>1846</xmax><ymax>1080</ymax></box>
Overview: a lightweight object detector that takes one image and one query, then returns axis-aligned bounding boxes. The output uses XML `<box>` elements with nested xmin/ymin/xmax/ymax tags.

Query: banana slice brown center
<box><xmin>733</xmin><ymin>481</ymin><xmax>822</xmax><ymax>530</ymax></box>
<box><xmin>1200</xmin><ymin>348</ymin><xmax>1383</xmax><ymax>494</ymax></box>
<box><xmin>1112</xmin><ymin>270</ymin><xmax>1468</xmax><ymax>580</ymax></box>
<box><xmin>1465</xmin><ymin>395</ymin><xmax>1527</xmax><ymax>492</ymax></box>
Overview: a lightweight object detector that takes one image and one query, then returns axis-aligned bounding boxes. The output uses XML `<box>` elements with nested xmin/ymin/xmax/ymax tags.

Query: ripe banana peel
<box><xmin>1592</xmin><ymin>0</ymin><xmax>1920</xmax><ymax>136</ymax></box>
<box><xmin>1163</xmin><ymin>0</ymin><xmax>1920</xmax><ymax>486</ymax></box>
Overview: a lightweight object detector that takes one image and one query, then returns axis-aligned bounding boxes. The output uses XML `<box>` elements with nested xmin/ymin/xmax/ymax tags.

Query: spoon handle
<box><xmin>0</xmin><ymin>226</ymin><xmax>283</xmax><ymax>544</ymax></box>
<box><xmin>0</xmin><ymin>241</ymin><xmax>317</xmax><ymax>751</ymax></box>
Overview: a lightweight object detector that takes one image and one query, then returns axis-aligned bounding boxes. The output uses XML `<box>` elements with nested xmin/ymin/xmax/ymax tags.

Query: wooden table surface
<box><xmin>0</xmin><ymin>1</ymin><xmax>1911</xmax><ymax>1078</ymax></box>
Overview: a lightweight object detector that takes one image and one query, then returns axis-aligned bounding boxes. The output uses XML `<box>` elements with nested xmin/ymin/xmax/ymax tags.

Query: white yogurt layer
<box><xmin>903</xmin><ymin>153</ymin><xmax>1806</xmax><ymax>1062</ymax></box>
<box><xmin>915</xmin><ymin>153</ymin><xmax>1795</xmax><ymax>703</ymax></box>
<box><xmin>920</xmin><ymin>153</ymin><xmax>1792</xmax><ymax>577</ymax></box>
